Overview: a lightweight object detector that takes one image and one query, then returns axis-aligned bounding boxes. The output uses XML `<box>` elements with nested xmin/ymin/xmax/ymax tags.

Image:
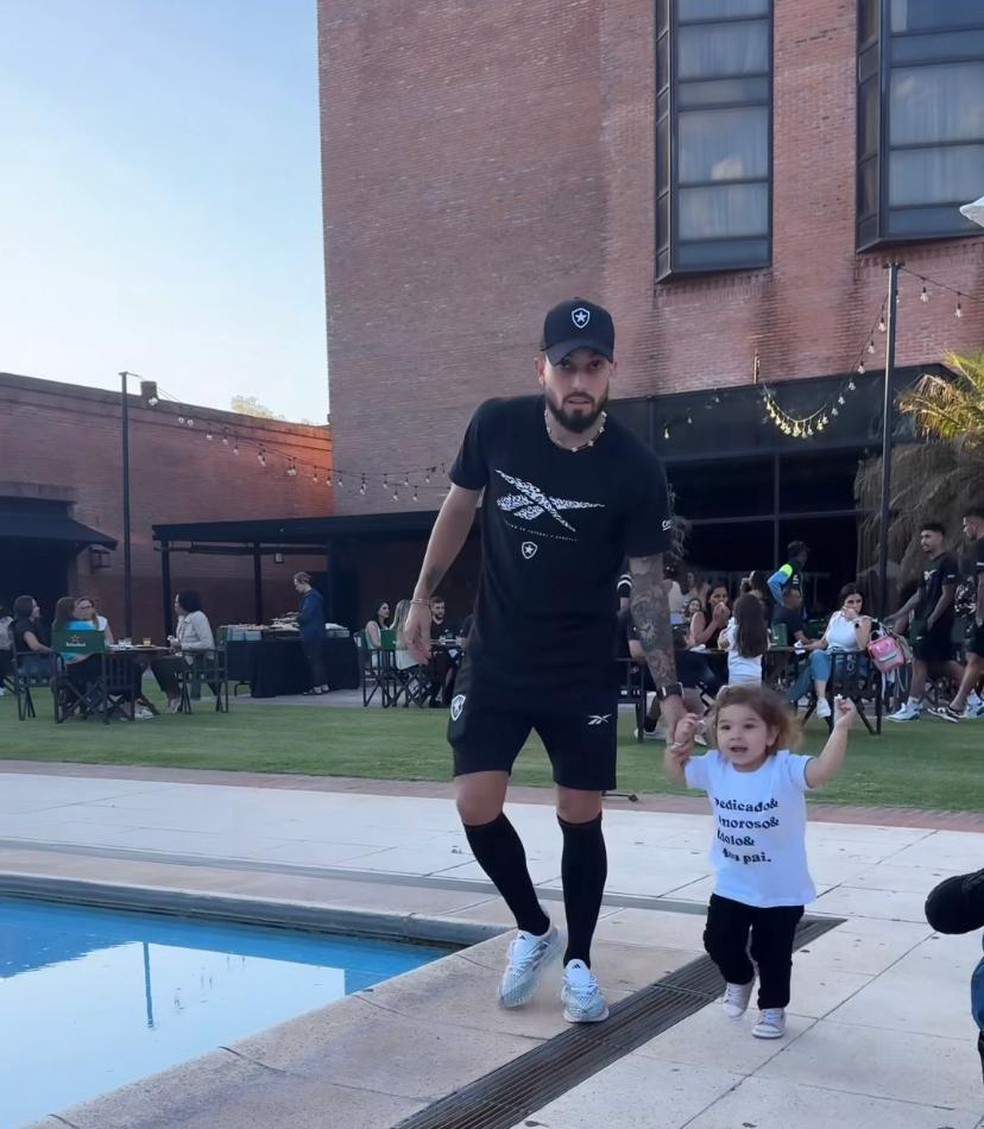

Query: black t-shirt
<box><xmin>450</xmin><ymin>395</ymin><xmax>672</xmax><ymax>688</ymax></box>
<box><xmin>916</xmin><ymin>552</ymin><xmax>959</xmax><ymax>623</ymax></box>
<box><xmin>955</xmin><ymin>541</ymin><xmax>984</xmax><ymax>619</ymax></box>
<box><xmin>13</xmin><ymin>616</ymin><xmax>42</xmax><ymax>654</ymax></box>
<box><xmin>430</xmin><ymin>617</ymin><xmax>455</xmax><ymax>641</ymax></box>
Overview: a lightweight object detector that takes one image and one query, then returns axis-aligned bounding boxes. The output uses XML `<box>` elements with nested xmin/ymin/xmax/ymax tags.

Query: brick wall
<box><xmin>318</xmin><ymin>0</ymin><xmax>984</xmax><ymax>518</ymax></box>
<box><xmin>0</xmin><ymin>374</ymin><xmax>332</xmax><ymax>639</ymax></box>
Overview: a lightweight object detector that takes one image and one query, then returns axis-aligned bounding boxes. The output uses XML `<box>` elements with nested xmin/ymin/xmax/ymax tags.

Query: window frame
<box><xmin>856</xmin><ymin>0</ymin><xmax>984</xmax><ymax>251</ymax></box>
<box><xmin>656</xmin><ymin>0</ymin><xmax>774</xmax><ymax>281</ymax></box>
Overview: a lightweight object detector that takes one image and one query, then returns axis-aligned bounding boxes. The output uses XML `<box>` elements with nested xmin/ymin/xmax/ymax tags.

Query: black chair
<box><xmin>802</xmin><ymin>651</ymin><xmax>882</xmax><ymax>735</ymax></box>
<box><xmin>12</xmin><ymin>650</ymin><xmax>55</xmax><ymax>720</ymax></box>
<box><xmin>356</xmin><ymin>633</ymin><xmax>390</xmax><ymax>707</ymax></box>
<box><xmin>52</xmin><ymin>656</ymin><xmax>101</xmax><ymax>723</ymax></box>
<box><xmin>177</xmin><ymin>649</ymin><xmax>230</xmax><ymax>714</ymax></box>
<box><xmin>617</xmin><ymin>658</ymin><xmax>648</xmax><ymax>744</ymax></box>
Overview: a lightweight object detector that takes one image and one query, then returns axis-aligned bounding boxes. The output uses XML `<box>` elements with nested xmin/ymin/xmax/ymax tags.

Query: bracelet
<box><xmin>410</xmin><ymin>598</ymin><xmax>431</xmax><ymax>608</ymax></box>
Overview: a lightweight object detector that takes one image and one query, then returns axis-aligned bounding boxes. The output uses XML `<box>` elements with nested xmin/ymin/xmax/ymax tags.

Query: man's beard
<box><xmin>545</xmin><ymin>388</ymin><xmax>609</xmax><ymax>434</ymax></box>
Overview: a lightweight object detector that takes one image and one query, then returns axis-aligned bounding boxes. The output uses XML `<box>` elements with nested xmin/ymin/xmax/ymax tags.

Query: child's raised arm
<box><xmin>805</xmin><ymin>697</ymin><xmax>856</xmax><ymax>788</ymax></box>
<box><xmin>664</xmin><ymin>713</ymin><xmax>699</xmax><ymax>785</ymax></box>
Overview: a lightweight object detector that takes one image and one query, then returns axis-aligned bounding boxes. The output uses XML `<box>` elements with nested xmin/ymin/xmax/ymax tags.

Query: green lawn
<box><xmin>2</xmin><ymin>690</ymin><xmax>982</xmax><ymax>811</ymax></box>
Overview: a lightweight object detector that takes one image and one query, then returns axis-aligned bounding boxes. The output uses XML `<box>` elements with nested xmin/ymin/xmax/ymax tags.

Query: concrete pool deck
<box><xmin>2</xmin><ymin>763</ymin><xmax>983</xmax><ymax>1129</ymax></box>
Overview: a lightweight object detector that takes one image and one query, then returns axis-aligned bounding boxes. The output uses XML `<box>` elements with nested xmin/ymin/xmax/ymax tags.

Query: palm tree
<box><xmin>855</xmin><ymin>350</ymin><xmax>984</xmax><ymax>596</ymax></box>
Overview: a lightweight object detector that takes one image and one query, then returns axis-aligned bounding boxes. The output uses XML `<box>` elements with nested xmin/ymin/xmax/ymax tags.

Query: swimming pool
<box><xmin>1</xmin><ymin>896</ymin><xmax>451</xmax><ymax>1129</ymax></box>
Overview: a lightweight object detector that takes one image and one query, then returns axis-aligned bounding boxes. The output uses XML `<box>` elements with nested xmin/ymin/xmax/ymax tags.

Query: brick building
<box><xmin>317</xmin><ymin>0</ymin><xmax>984</xmax><ymax>614</ymax></box>
<box><xmin>0</xmin><ymin>373</ymin><xmax>332</xmax><ymax>639</ymax></box>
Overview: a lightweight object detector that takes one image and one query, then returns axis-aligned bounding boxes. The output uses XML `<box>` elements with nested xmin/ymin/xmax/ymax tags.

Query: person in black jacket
<box><xmin>293</xmin><ymin>573</ymin><xmax>328</xmax><ymax>695</ymax></box>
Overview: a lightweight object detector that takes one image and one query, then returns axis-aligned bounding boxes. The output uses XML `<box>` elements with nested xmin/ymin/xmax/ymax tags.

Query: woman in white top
<box><xmin>74</xmin><ymin>595</ymin><xmax>115</xmax><ymax>644</ymax></box>
<box><xmin>152</xmin><ymin>589</ymin><xmax>216</xmax><ymax>713</ymax></box>
<box><xmin>802</xmin><ymin>584</ymin><xmax>872</xmax><ymax>718</ymax></box>
<box><xmin>720</xmin><ymin>593</ymin><xmax>769</xmax><ymax>685</ymax></box>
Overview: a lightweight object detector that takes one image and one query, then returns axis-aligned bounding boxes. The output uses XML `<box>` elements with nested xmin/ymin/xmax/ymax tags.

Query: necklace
<box><xmin>544</xmin><ymin>409</ymin><xmax>607</xmax><ymax>453</ymax></box>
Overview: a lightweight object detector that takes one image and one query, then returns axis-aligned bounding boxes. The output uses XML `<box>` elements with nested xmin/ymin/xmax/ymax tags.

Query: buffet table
<box><xmin>225</xmin><ymin>632</ymin><xmax>360</xmax><ymax>698</ymax></box>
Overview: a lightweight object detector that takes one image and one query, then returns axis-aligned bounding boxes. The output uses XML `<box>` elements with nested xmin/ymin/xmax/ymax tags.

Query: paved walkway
<box><xmin>3</xmin><ymin>764</ymin><xmax>983</xmax><ymax>1128</ymax></box>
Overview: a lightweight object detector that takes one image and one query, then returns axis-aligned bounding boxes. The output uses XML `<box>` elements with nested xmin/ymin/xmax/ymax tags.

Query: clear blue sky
<box><xmin>0</xmin><ymin>0</ymin><xmax>327</xmax><ymax>422</ymax></box>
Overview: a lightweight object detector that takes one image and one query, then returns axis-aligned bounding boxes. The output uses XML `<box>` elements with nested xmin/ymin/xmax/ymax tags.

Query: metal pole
<box><xmin>120</xmin><ymin>371</ymin><xmax>133</xmax><ymax>638</ymax></box>
<box><xmin>878</xmin><ymin>262</ymin><xmax>902</xmax><ymax>617</ymax></box>
<box><xmin>253</xmin><ymin>544</ymin><xmax>264</xmax><ymax>624</ymax></box>
<box><xmin>161</xmin><ymin>540</ymin><xmax>172</xmax><ymax>637</ymax></box>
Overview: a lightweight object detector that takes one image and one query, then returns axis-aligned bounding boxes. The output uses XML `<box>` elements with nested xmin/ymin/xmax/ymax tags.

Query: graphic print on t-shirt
<box><xmin>495</xmin><ymin>468</ymin><xmax>604</xmax><ymax>540</ymax></box>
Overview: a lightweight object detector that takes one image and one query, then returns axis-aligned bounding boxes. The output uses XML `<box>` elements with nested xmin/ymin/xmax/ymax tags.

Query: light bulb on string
<box><xmin>286</xmin><ymin>460</ymin><xmax>297</xmax><ymax>478</ymax></box>
<box><xmin>867</xmin><ymin>338</ymin><xmax>875</xmax><ymax>354</ymax></box>
<box><xmin>359</xmin><ymin>475</ymin><xmax>366</xmax><ymax>496</ymax></box>
<box><xmin>686</xmin><ymin>413</ymin><xmax>693</xmax><ymax>425</ymax></box>
<box><xmin>186</xmin><ymin>418</ymin><xmax>194</xmax><ymax>428</ymax></box>
<box><xmin>392</xmin><ymin>487</ymin><xmax>399</xmax><ymax>501</ymax></box>
<box><xmin>205</xmin><ymin>429</ymin><xmax>213</xmax><ymax>441</ymax></box>
<box><xmin>326</xmin><ymin>473</ymin><xmax>332</xmax><ymax>487</ymax></box>
<box><xmin>233</xmin><ymin>442</ymin><xmax>239</xmax><ymax>455</ymax></box>
<box><xmin>382</xmin><ymin>474</ymin><xmax>388</xmax><ymax>488</ymax></box>
<box><xmin>857</xmin><ymin>361</ymin><xmax>865</xmax><ymax>374</ymax></box>
<box><xmin>178</xmin><ymin>415</ymin><xmax>185</xmax><ymax>425</ymax></box>
<box><xmin>821</xmin><ymin>414</ymin><xmax>829</xmax><ymax>426</ymax></box>
<box><xmin>403</xmin><ymin>473</ymin><xmax>409</xmax><ymax>488</ymax></box>
<box><xmin>425</xmin><ymin>469</ymin><xmax>432</xmax><ymax>484</ymax></box>
<box><xmin>848</xmin><ymin>379</ymin><xmax>856</xmax><ymax>391</ymax></box>
<box><xmin>257</xmin><ymin>450</ymin><xmax>266</xmax><ymax>467</ymax></box>
<box><xmin>831</xmin><ymin>406</ymin><xmax>839</xmax><ymax>417</ymax></box>
<box><xmin>337</xmin><ymin>473</ymin><xmax>343</xmax><ymax>488</ymax></box>
<box><xmin>920</xmin><ymin>283</ymin><xmax>929</xmax><ymax>303</ymax></box>
<box><xmin>222</xmin><ymin>430</ymin><xmax>229</xmax><ymax>446</ymax></box>
<box><xmin>663</xmin><ymin>424</ymin><xmax>670</xmax><ymax>440</ymax></box>
<box><xmin>412</xmin><ymin>486</ymin><xmax>419</xmax><ymax>502</ymax></box>
<box><xmin>956</xmin><ymin>296</ymin><xmax>963</xmax><ymax>319</ymax></box>
<box><xmin>878</xmin><ymin>314</ymin><xmax>886</xmax><ymax>333</ymax></box>
<box><xmin>838</xmin><ymin>394</ymin><xmax>845</xmax><ymax>405</ymax></box>
<box><xmin>312</xmin><ymin>468</ymin><xmax>319</xmax><ymax>483</ymax></box>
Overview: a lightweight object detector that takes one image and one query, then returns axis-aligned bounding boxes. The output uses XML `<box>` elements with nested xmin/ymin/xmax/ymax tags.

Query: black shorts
<box><xmin>912</xmin><ymin>620</ymin><xmax>956</xmax><ymax>665</ymax></box>
<box><xmin>448</xmin><ymin>660</ymin><xmax>618</xmax><ymax>792</ymax></box>
<box><xmin>966</xmin><ymin>621</ymin><xmax>984</xmax><ymax>659</ymax></box>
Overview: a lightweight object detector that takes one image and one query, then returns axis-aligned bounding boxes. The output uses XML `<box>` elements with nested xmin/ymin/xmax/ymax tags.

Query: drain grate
<box><xmin>395</xmin><ymin>916</ymin><xmax>840</xmax><ymax>1129</ymax></box>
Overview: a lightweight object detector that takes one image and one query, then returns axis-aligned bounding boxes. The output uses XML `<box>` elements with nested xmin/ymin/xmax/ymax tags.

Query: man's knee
<box><xmin>455</xmin><ymin>772</ymin><xmax>508</xmax><ymax>825</ymax></box>
<box><xmin>556</xmin><ymin>788</ymin><xmax>603</xmax><ymax>824</ymax></box>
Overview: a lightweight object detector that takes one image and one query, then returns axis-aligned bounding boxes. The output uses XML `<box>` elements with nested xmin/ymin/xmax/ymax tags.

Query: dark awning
<box><xmin>0</xmin><ymin>511</ymin><xmax>118</xmax><ymax>548</ymax></box>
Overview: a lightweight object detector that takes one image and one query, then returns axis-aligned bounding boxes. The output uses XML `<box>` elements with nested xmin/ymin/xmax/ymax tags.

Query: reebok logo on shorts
<box><xmin>587</xmin><ymin>714</ymin><xmax>611</xmax><ymax>726</ymax></box>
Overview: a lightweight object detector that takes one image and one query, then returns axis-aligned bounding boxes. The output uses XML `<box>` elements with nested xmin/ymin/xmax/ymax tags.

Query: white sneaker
<box><xmin>888</xmin><ymin>702</ymin><xmax>920</xmax><ymax>722</ymax></box>
<box><xmin>815</xmin><ymin>698</ymin><xmax>832</xmax><ymax>719</ymax></box>
<box><xmin>961</xmin><ymin>703</ymin><xmax>982</xmax><ymax>720</ymax></box>
<box><xmin>498</xmin><ymin>925</ymin><xmax>562</xmax><ymax>1008</ymax></box>
<box><xmin>722</xmin><ymin>980</ymin><xmax>754</xmax><ymax>1019</ymax></box>
<box><xmin>134</xmin><ymin>707</ymin><xmax>155</xmax><ymax>721</ymax></box>
<box><xmin>561</xmin><ymin>959</ymin><xmax>609</xmax><ymax>1023</ymax></box>
<box><xmin>752</xmin><ymin>1007</ymin><xmax>786</xmax><ymax>1039</ymax></box>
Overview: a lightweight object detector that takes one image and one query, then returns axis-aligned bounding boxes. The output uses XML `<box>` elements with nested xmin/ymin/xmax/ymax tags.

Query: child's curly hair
<box><xmin>710</xmin><ymin>683</ymin><xmax>802</xmax><ymax>755</ymax></box>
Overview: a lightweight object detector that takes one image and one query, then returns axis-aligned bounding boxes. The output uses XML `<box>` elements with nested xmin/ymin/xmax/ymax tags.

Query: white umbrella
<box><xmin>959</xmin><ymin>195</ymin><xmax>984</xmax><ymax>227</ymax></box>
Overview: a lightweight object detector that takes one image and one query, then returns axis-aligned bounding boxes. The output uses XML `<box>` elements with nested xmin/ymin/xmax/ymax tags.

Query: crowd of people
<box><xmin>362</xmin><ymin>594</ymin><xmax>470</xmax><ymax>707</ymax></box>
<box><xmin>0</xmin><ymin>588</ymin><xmax>217</xmax><ymax>718</ymax></box>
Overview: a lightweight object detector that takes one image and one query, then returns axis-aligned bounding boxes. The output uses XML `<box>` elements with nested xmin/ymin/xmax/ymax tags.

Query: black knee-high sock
<box><xmin>559</xmin><ymin>814</ymin><xmax>607</xmax><ymax>967</ymax></box>
<box><xmin>464</xmin><ymin>813</ymin><xmax>550</xmax><ymax>936</ymax></box>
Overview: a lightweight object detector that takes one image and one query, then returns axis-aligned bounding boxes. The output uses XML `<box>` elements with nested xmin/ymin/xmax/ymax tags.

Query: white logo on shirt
<box><xmin>572</xmin><ymin>307</ymin><xmax>590</xmax><ymax>329</ymax></box>
<box><xmin>521</xmin><ymin>541</ymin><xmax>538</xmax><ymax>560</ymax></box>
<box><xmin>587</xmin><ymin>714</ymin><xmax>611</xmax><ymax>726</ymax></box>
<box><xmin>495</xmin><ymin>469</ymin><xmax>604</xmax><ymax>533</ymax></box>
<box><xmin>662</xmin><ymin>518</ymin><xmax>672</xmax><ymax>532</ymax></box>
<box><xmin>450</xmin><ymin>694</ymin><xmax>466</xmax><ymax>721</ymax></box>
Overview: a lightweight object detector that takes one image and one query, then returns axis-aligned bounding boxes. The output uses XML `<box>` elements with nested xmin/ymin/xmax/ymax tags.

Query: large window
<box><xmin>857</xmin><ymin>0</ymin><xmax>984</xmax><ymax>249</ymax></box>
<box><xmin>656</xmin><ymin>0</ymin><xmax>773</xmax><ymax>279</ymax></box>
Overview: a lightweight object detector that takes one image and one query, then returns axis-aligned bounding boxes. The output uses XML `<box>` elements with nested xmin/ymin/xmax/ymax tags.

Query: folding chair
<box><xmin>803</xmin><ymin>651</ymin><xmax>882</xmax><ymax>735</ymax></box>
<box><xmin>355</xmin><ymin>632</ymin><xmax>387</xmax><ymax>707</ymax></box>
<box><xmin>12</xmin><ymin>651</ymin><xmax>55</xmax><ymax>720</ymax></box>
<box><xmin>177</xmin><ymin>649</ymin><xmax>229</xmax><ymax>714</ymax></box>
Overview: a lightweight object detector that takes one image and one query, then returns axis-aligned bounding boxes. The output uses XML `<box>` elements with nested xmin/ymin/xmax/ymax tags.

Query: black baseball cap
<box><xmin>787</xmin><ymin>540</ymin><xmax>809</xmax><ymax>557</ymax></box>
<box><xmin>540</xmin><ymin>298</ymin><xmax>615</xmax><ymax>364</ymax></box>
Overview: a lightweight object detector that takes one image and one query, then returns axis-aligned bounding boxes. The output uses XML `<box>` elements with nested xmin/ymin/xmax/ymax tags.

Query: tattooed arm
<box><xmin>630</xmin><ymin>554</ymin><xmax>684</xmax><ymax>730</ymax></box>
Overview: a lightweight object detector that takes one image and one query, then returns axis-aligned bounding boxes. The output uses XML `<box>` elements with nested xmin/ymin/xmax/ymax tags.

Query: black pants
<box><xmin>703</xmin><ymin>893</ymin><xmax>804</xmax><ymax>1009</ymax></box>
<box><xmin>302</xmin><ymin>636</ymin><xmax>328</xmax><ymax>688</ymax></box>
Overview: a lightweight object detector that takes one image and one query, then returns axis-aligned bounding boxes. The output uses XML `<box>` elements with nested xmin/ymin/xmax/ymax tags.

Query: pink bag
<box><xmin>867</xmin><ymin>632</ymin><xmax>905</xmax><ymax>673</ymax></box>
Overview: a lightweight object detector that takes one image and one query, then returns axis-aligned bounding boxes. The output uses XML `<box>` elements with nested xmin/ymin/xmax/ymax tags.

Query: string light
<box><xmin>956</xmin><ymin>295</ymin><xmax>963</xmax><ymax>319</ymax></box>
<box><xmin>857</xmin><ymin>361</ymin><xmax>865</xmax><ymax>374</ymax></box>
<box><xmin>920</xmin><ymin>284</ymin><xmax>929</xmax><ymax>303</ymax></box>
<box><xmin>257</xmin><ymin>449</ymin><xmax>266</xmax><ymax>467</ymax></box>
<box><xmin>359</xmin><ymin>475</ymin><xmax>366</xmax><ymax>495</ymax></box>
<box><xmin>663</xmin><ymin>424</ymin><xmax>670</xmax><ymax>440</ymax></box>
<box><xmin>286</xmin><ymin>459</ymin><xmax>298</xmax><ymax>478</ymax></box>
<box><xmin>186</xmin><ymin>418</ymin><xmax>194</xmax><ymax>428</ymax></box>
<box><xmin>878</xmin><ymin>314</ymin><xmax>886</xmax><ymax>333</ymax></box>
<box><xmin>233</xmin><ymin>442</ymin><xmax>239</xmax><ymax>455</ymax></box>
<box><xmin>221</xmin><ymin>429</ymin><xmax>230</xmax><ymax>446</ymax></box>
<box><xmin>205</xmin><ymin>429</ymin><xmax>213</xmax><ymax>441</ymax></box>
<box><xmin>867</xmin><ymin>338</ymin><xmax>876</xmax><ymax>354</ymax></box>
<box><xmin>178</xmin><ymin>415</ymin><xmax>185</xmax><ymax>424</ymax></box>
<box><xmin>312</xmin><ymin>468</ymin><xmax>319</xmax><ymax>483</ymax></box>
<box><xmin>391</xmin><ymin>486</ymin><xmax>399</xmax><ymax>501</ymax></box>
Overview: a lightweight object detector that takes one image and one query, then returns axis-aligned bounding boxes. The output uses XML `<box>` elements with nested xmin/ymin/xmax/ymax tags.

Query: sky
<box><xmin>0</xmin><ymin>0</ymin><xmax>328</xmax><ymax>423</ymax></box>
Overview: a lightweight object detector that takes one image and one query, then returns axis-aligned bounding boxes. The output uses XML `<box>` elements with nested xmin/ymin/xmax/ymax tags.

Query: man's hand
<box><xmin>659</xmin><ymin>694</ymin><xmax>687</xmax><ymax>742</ymax></box>
<box><xmin>404</xmin><ymin>603</ymin><xmax>432</xmax><ymax>663</ymax></box>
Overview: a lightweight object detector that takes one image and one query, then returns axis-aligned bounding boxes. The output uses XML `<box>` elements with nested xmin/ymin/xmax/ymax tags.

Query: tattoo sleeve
<box><xmin>629</xmin><ymin>554</ymin><xmax>677</xmax><ymax>687</ymax></box>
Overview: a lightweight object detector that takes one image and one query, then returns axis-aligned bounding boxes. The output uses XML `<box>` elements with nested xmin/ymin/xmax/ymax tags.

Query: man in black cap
<box><xmin>404</xmin><ymin>298</ymin><xmax>681</xmax><ymax>1024</ymax></box>
<box><xmin>768</xmin><ymin>541</ymin><xmax>810</xmax><ymax>606</ymax></box>
<box><xmin>925</xmin><ymin>869</ymin><xmax>984</xmax><ymax>1082</ymax></box>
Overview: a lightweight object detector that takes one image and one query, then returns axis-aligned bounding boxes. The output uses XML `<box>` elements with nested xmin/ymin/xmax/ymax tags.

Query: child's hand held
<box><xmin>833</xmin><ymin>695</ymin><xmax>856</xmax><ymax>728</ymax></box>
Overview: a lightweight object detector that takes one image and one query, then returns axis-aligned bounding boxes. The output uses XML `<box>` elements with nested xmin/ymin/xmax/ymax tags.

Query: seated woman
<box><xmin>151</xmin><ymin>589</ymin><xmax>216</xmax><ymax>713</ymax></box>
<box><xmin>687</xmin><ymin>584</ymin><xmax>730</xmax><ymax>648</ymax></box>
<box><xmin>74</xmin><ymin>595</ymin><xmax>115</xmax><ymax>643</ymax></box>
<box><xmin>364</xmin><ymin>600</ymin><xmax>391</xmax><ymax>652</ymax></box>
<box><xmin>52</xmin><ymin>596</ymin><xmax>102</xmax><ymax>688</ymax></box>
<box><xmin>11</xmin><ymin>594</ymin><xmax>53</xmax><ymax>679</ymax></box>
<box><xmin>786</xmin><ymin>583</ymin><xmax>872</xmax><ymax>718</ymax></box>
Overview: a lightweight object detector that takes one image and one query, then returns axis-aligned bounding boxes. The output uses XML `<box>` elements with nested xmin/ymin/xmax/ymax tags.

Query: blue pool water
<box><xmin>1</xmin><ymin>896</ymin><xmax>451</xmax><ymax>1128</ymax></box>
